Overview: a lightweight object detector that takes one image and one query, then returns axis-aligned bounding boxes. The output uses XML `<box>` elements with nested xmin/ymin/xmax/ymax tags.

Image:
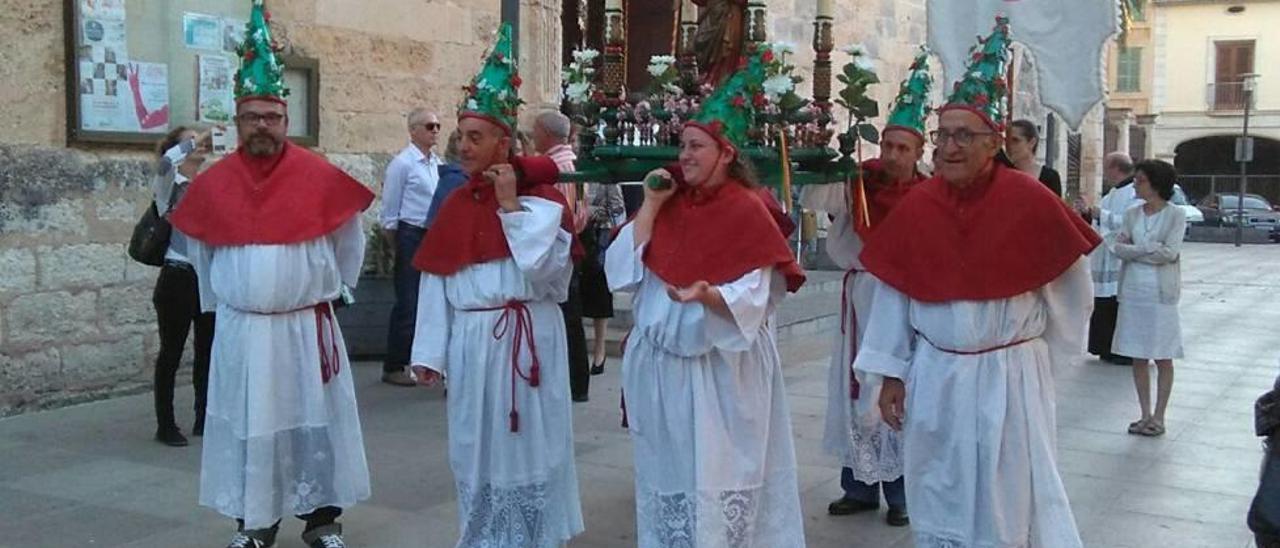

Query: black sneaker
<box><xmin>827</xmin><ymin>496</ymin><xmax>879</xmax><ymax>515</ymax></box>
<box><xmin>155</xmin><ymin>427</ymin><xmax>188</xmax><ymax>447</ymax></box>
<box><xmin>572</xmin><ymin>393</ymin><xmax>590</xmax><ymax>403</ymax></box>
<box><xmin>303</xmin><ymin>524</ymin><xmax>346</xmax><ymax>548</ymax></box>
<box><xmin>226</xmin><ymin>532</ymin><xmax>273</xmax><ymax>548</ymax></box>
<box><xmin>886</xmin><ymin>506</ymin><xmax>910</xmax><ymax>527</ymax></box>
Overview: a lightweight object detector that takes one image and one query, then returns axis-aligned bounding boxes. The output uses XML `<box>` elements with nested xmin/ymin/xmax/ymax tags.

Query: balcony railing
<box><xmin>1207</xmin><ymin>81</ymin><xmax>1256</xmax><ymax>111</ymax></box>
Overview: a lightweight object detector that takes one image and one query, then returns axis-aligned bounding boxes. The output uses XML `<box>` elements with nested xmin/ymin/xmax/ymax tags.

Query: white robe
<box><xmin>189</xmin><ymin>216</ymin><xmax>371</xmax><ymax>530</ymax></box>
<box><xmin>605</xmin><ymin>223</ymin><xmax>806</xmax><ymax>548</ymax></box>
<box><xmin>854</xmin><ymin>258</ymin><xmax>1093</xmax><ymax>548</ymax></box>
<box><xmin>411</xmin><ymin>196</ymin><xmax>584</xmax><ymax>547</ymax></box>
<box><xmin>1090</xmin><ymin>183</ymin><xmax>1142</xmax><ymax>297</ymax></box>
<box><xmin>820</xmin><ymin>213</ymin><xmax>904</xmax><ymax>484</ymax></box>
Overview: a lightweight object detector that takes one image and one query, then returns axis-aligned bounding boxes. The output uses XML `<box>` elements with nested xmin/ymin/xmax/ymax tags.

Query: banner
<box><xmin>927</xmin><ymin>0</ymin><xmax>1119</xmax><ymax>129</ymax></box>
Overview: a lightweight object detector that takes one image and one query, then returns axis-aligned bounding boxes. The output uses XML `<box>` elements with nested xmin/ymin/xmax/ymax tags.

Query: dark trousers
<box><xmin>1251</xmin><ymin>450</ymin><xmax>1280</xmax><ymax>547</ymax></box>
<box><xmin>152</xmin><ymin>262</ymin><xmax>214</xmax><ymax>432</ymax></box>
<box><xmin>237</xmin><ymin>506</ymin><xmax>341</xmax><ymax>539</ymax></box>
<box><xmin>562</xmin><ymin>266</ymin><xmax>590</xmax><ymax>398</ymax></box>
<box><xmin>1088</xmin><ymin>296</ymin><xmax>1127</xmax><ymax>361</ymax></box>
<box><xmin>841</xmin><ymin>467</ymin><xmax>906</xmax><ymax>509</ymax></box>
<box><xmin>385</xmin><ymin>222</ymin><xmax>426</xmax><ymax>372</ymax></box>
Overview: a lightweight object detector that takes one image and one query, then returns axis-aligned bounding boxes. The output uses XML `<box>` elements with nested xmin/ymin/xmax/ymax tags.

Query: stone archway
<box><xmin>1174</xmin><ymin>135</ymin><xmax>1280</xmax><ymax>203</ymax></box>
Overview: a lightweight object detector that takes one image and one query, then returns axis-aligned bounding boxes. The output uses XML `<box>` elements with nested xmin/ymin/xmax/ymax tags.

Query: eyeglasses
<box><xmin>236</xmin><ymin>112</ymin><xmax>286</xmax><ymax>126</ymax></box>
<box><xmin>416</xmin><ymin>122</ymin><xmax>442</xmax><ymax>132</ymax></box>
<box><xmin>930</xmin><ymin>129</ymin><xmax>994</xmax><ymax>147</ymax></box>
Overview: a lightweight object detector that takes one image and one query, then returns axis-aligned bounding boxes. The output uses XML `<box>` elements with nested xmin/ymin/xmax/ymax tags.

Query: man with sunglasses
<box><xmin>853</xmin><ymin>18</ymin><xmax>1099</xmax><ymax>548</ymax></box>
<box><xmin>169</xmin><ymin>4</ymin><xmax>373</xmax><ymax>546</ymax></box>
<box><xmin>380</xmin><ymin>108</ymin><xmax>444</xmax><ymax>386</ymax></box>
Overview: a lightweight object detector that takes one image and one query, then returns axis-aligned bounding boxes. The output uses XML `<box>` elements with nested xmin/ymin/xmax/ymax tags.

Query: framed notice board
<box><xmin>65</xmin><ymin>0</ymin><xmax>319</xmax><ymax>146</ymax></box>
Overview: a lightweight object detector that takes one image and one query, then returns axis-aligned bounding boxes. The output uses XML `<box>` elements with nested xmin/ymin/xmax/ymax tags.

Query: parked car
<box><xmin>1172</xmin><ymin>184</ymin><xmax>1205</xmax><ymax>225</ymax></box>
<box><xmin>1197</xmin><ymin>192</ymin><xmax>1280</xmax><ymax>241</ymax></box>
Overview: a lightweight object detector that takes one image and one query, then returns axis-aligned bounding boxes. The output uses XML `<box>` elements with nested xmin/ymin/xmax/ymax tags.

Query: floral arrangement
<box><xmin>835</xmin><ymin>43</ymin><xmax>882</xmax><ymax>148</ymax></box>
<box><xmin>562</xmin><ymin>47</ymin><xmax>604</xmax><ymax>129</ymax></box>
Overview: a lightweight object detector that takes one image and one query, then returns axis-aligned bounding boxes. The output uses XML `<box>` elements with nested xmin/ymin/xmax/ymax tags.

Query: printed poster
<box><xmin>79</xmin><ymin>61</ymin><xmax>169</xmax><ymax>133</ymax></box>
<box><xmin>183</xmin><ymin>12</ymin><xmax>223</xmax><ymax>50</ymax></box>
<box><xmin>198</xmin><ymin>55</ymin><xmax>235</xmax><ymax>123</ymax></box>
<box><xmin>223</xmin><ymin>18</ymin><xmax>246</xmax><ymax>53</ymax></box>
<box><xmin>80</xmin><ymin>0</ymin><xmax>126</xmax><ymax>21</ymax></box>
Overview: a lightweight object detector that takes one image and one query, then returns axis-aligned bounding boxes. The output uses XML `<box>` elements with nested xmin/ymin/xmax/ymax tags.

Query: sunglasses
<box><xmin>417</xmin><ymin>122</ymin><xmax>442</xmax><ymax>132</ymax></box>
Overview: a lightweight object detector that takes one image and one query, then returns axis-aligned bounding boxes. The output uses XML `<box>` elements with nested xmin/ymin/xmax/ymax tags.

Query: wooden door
<box><xmin>1214</xmin><ymin>40</ymin><xmax>1254</xmax><ymax>109</ymax></box>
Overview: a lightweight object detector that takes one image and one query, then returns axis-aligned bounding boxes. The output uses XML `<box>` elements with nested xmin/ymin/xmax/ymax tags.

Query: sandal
<box><xmin>1127</xmin><ymin>419</ymin><xmax>1149</xmax><ymax>435</ymax></box>
<box><xmin>1137</xmin><ymin>421</ymin><xmax>1166</xmax><ymax>437</ymax></box>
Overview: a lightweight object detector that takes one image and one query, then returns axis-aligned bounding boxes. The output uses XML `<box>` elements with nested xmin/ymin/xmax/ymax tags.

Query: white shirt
<box><xmin>380</xmin><ymin>144</ymin><xmax>441</xmax><ymax>229</ymax></box>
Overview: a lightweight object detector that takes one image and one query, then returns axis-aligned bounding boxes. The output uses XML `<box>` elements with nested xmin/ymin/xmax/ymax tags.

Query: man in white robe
<box><xmin>170</xmin><ymin>14</ymin><xmax>374</xmax><ymax>544</ymax></box>
<box><xmin>1086</xmin><ymin>152</ymin><xmax>1142</xmax><ymax>364</ymax></box>
<box><xmin>855</xmin><ymin>18</ymin><xmax>1101</xmax><ymax>548</ymax></box>
<box><xmin>407</xmin><ymin>23</ymin><xmax>584</xmax><ymax>547</ymax></box>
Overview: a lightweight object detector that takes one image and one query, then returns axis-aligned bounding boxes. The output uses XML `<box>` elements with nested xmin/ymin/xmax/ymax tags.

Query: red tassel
<box><xmin>529</xmin><ymin>364</ymin><xmax>540</xmax><ymax>387</ymax></box>
<box><xmin>509</xmin><ymin>410</ymin><xmax>519</xmax><ymax>433</ymax></box>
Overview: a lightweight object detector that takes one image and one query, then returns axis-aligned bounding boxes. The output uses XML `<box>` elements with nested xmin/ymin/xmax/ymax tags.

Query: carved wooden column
<box><xmin>602</xmin><ymin>0</ymin><xmax>626</xmax><ymax>145</ymax></box>
<box><xmin>812</xmin><ymin>8</ymin><xmax>835</xmax><ymax>142</ymax></box>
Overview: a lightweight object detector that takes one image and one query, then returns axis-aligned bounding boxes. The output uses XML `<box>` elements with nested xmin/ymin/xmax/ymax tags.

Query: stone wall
<box><xmin>0</xmin><ymin>0</ymin><xmax>561</xmax><ymax>416</ymax></box>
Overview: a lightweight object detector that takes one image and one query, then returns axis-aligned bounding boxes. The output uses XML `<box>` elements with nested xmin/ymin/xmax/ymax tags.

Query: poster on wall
<box><xmin>197</xmin><ymin>55</ymin><xmax>235</xmax><ymax>124</ymax></box>
<box><xmin>80</xmin><ymin>0</ymin><xmax>126</xmax><ymax>21</ymax></box>
<box><xmin>78</xmin><ymin>60</ymin><xmax>171</xmax><ymax>133</ymax></box>
<box><xmin>222</xmin><ymin>18</ymin><xmax>246</xmax><ymax>53</ymax></box>
<box><xmin>183</xmin><ymin>12</ymin><xmax>223</xmax><ymax>50</ymax></box>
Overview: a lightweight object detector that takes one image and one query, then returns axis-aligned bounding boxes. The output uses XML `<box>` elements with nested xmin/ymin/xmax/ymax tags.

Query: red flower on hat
<box><xmin>752</xmin><ymin>93</ymin><xmax>767</xmax><ymax>108</ymax></box>
<box><xmin>510</xmin><ymin>74</ymin><xmax>523</xmax><ymax>88</ymax></box>
<box><xmin>975</xmin><ymin>92</ymin><xmax>990</xmax><ymax>105</ymax></box>
<box><xmin>971</xmin><ymin>51</ymin><xmax>984</xmax><ymax>62</ymax></box>
<box><xmin>762</xmin><ymin>50</ymin><xmax>775</xmax><ymax>63</ymax></box>
<box><xmin>732</xmin><ymin>95</ymin><xmax>746</xmax><ymax>108</ymax></box>
<box><xmin>264</xmin><ymin>10</ymin><xmax>272</xmax><ymax>22</ymax></box>
<box><xmin>994</xmin><ymin>77</ymin><xmax>1007</xmax><ymax>90</ymax></box>
<box><xmin>495</xmin><ymin>52</ymin><xmax>505</xmax><ymax>62</ymax></box>
<box><xmin>244</xmin><ymin>49</ymin><xmax>256</xmax><ymax>62</ymax></box>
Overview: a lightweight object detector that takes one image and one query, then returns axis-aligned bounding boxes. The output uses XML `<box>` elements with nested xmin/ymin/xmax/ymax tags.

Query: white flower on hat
<box><xmin>466</xmin><ymin>98</ymin><xmax>479</xmax><ymax>111</ymax></box>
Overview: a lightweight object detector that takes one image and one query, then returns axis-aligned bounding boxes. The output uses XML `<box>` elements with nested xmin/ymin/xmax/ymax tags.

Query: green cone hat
<box><xmin>884</xmin><ymin>47</ymin><xmax>933</xmax><ymax>140</ymax></box>
<box><xmin>458</xmin><ymin>23</ymin><xmax>524</xmax><ymax>136</ymax></box>
<box><xmin>939</xmin><ymin>15</ymin><xmax>1012</xmax><ymax>131</ymax></box>
<box><xmin>686</xmin><ymin>43</ymin><xmax>783</xmax><ymax>153</ymax></box>
<box><xmin>234</xmin><ymin>0</ymin><xmax>289</xmax><ymax>104</ymax></box>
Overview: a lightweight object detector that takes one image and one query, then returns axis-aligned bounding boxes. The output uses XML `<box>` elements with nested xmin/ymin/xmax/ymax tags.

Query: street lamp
<box><xmin>1234</xmin><ymin>73</ymin><xmax>1259</xmax><ymax>247</ymax></box>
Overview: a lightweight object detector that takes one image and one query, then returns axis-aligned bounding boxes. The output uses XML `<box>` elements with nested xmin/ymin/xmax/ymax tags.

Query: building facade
<box><xmin>1100</xmin><ymin>0</ymin><xmax>1280</xmax><ymax>201</ymax></box>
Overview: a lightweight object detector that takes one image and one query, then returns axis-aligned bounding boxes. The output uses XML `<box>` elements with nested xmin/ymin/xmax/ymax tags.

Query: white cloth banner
<box><xmin>927</xmin><ymin>0</ymin><xmax>1119</xmax><ymax>129</ymax></box>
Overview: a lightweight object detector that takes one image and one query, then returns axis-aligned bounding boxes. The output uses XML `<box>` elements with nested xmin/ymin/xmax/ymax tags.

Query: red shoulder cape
<box><xmin>413</xmin><ymin>155</ymin><xmax>583</xmax><ymax>275</ymax></box>
<box><xmin>644</xmin><ymin>166</ymin><xmax>806</xmax><ymax>293</ymax></box>
<box><xmin>859</xmin><ymin>162</ymin><xmax>1100</xmax><ymax>302</ymax></box>
<box><xmin>853</xmin><ymin>158</ymin><xmax>925</xmax><ymax>238</ymax></box>
<box><xmin>169</xmin><ymin>141</ymin><xmax>374</xmax><ymax>246</ymax></box>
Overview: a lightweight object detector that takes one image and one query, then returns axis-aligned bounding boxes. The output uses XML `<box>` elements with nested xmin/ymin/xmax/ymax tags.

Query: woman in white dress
<box><xmin>605</xmin><ymin>122</ymin><xmax>807</xmax><ymax>548</ymax></box>
<box><xmin>1112</xmin><ymin>159</ymin><xmax>1187</xmax><ymax>437</ymax></box>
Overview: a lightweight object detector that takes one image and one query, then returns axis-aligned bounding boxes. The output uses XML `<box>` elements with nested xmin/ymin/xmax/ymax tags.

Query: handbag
<box><xmin>127</xmin><ymin>199</ymin><xmax>173</xmax><ymax>267</ymax></box>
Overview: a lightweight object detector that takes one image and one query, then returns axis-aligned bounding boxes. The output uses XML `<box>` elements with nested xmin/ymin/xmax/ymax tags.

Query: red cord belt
<box><xmin>462</xmin><ymin>300</ymin><xmax>541</xmax><ymax>433</ymax></box>
<box><xmin>917</xmin><ymin>331</ymin><xmax>1039</xmax><ymax>355</ymax></box>
<box><xmin>245</xmin><ymin>302</ymin><xmax>342</xmax><ymax>384</ymax></box>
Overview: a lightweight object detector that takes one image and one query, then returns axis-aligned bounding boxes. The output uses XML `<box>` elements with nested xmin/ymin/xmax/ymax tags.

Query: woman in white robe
<box><xmin>604</xmin><ymin>121</ymin><xmax>807</xmax><ymax>547</ymax></box>
<box><xmin>190</xmin><ymin>215</ymin><xmax>372</xmax><ymax>530</ymax></box>
<box><xmin>411</xmin><ymin>194</ymin><xmax>584</xmax><ymax>547</ymax></box>
<box><xmin>855</xmin><ymin>257</ymin><xmax>1093</xmax><ymax>548</ymax></box>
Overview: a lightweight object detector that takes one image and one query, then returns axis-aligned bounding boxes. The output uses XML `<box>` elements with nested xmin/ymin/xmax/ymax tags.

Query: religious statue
<box><xmin>693</xmin><ymin>0</ymin><xmax>748</xmax><ymax>87</ymax></box>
